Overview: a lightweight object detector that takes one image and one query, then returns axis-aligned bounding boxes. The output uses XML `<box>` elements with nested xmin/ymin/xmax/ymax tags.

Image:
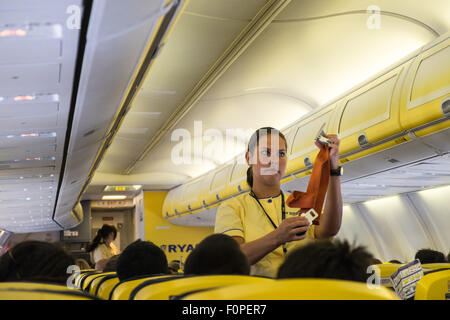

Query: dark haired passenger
<box><xmin>389</xmin><ymin>259</ymin><xmax>403</xmax><ymax>264</ymax></box>
<box><xmin>277</xmin><ymin>239</ymin><xmax>374</xmax><ymax>283</ymax></box>
<box><xmin>184</xmin><ymin>234</ymin><xmax>250</xmax><ymax>276</ymax></box>
<box><xmin>214</xmin><ymin>127</ymin><xmax>343</xmax><ymax>277</ymax></box>
<box><xmin>75</xmin><ymin>258</ymin><xmax>92</xmax><ymax>270</ymax></box>
<box><xmin>116</xmin><ymin>240</ymin><xmax>168</xmax><ymax>281</ymax></box>
<box><xmin>103</xmin><ymin>254</ymin><xmax>120</xmax><ymax>273</ymax></box>
<box><xmin>86</xmin><ymin>224</ymin><xmax>119</xmax><ymax>270</ymax></box>
<box><xmin>168</xmin><ymin>260</ymin><xmax>181</xmax><ymax>274</ymax></box>
<box><xmin>0</xmin><ymin>241</ymin><xmax>75</xmax><ymax>284</ymax></box>
<box><xmin>414</xmin><ymin>248</ymin><xmax>447</xmax><ymax>264</ymax></box>
<box><xmin>371</xmin><ymin>258</ymin><xmax>382</xmax><ymax>265</ymax></box>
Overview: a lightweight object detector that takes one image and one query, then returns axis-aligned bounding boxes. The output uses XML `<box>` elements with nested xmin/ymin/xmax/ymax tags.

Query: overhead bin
<box><xmin>68</xmin><ymin>0</ymin><xmax>177</xmax><ymax>153</ymax></box>
<box><xmin>53</xmin><ymin>0</ymin><xmax>184</xmax><ymax>230</ymax></box>
<box><xmin>400</xmin><ymin>35</ymin><xmax>450</xmax><ymax>136</ymax></box>
<box><xmin>161</xmin><ymin>187</ymin><xmax>174</xmax><ymax>218</ymax></box>
<box><xmin>337</xmin><ymin>64</ymin><xmax>407</xmax><ymax>160</ymax></box>
<box><xmin>203</xmin><ymin>164</ymin><xmax>234</xmax><ymax>206</ymax></box>
<box><xmin>228</xmin><ymin>162</ymin><xmax>250</xmax><ymax>194</ymax></box>
<box><xmin>162</xmin><ymin>184</ymin><xmax>182</xmax><ymax>218</ymax></box>
<box><xmin>286</xmin><ymin>104</ymin><xmax>336</xmax><ymax>176</ymax></box>
<box><xmin>163</xmin><ymin>34</ymin><xmax>449</xmax><ymax>225</ymax></box>
<box><xmin>179</xmin><ymin>178</ymin><xmax>204</xmax><ymax>213</ymax></box>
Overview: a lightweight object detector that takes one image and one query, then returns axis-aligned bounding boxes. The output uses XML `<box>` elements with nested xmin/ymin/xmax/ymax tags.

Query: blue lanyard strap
<box><xmin>250</xmin><ymin>190</ymin><xmax>287</xmax><ymax>254</ymax></box>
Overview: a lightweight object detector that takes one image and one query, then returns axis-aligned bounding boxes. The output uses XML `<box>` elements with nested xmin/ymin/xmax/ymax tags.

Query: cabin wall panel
<box><xmin>335</xmin><ymin>205</ymin><xmax>384</xmax><ymax>260</ymax></box>
<box><xmin>406</xmin><ymin>185</ymin><xmax>450</xmax><ymax>255</ymax></box>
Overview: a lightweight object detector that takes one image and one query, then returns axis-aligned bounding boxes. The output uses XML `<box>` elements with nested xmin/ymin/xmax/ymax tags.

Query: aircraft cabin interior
<box><xmin>0</xmin><ymin>0</ymin><xmax>449</xmax><ymax>302</ymax></box>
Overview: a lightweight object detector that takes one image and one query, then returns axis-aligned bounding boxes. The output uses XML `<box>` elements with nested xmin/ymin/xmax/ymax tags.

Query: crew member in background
<box><xmin>86</xmin><ymin>224</ymin><xmax>120</xmax><ymax>270</ymax></box>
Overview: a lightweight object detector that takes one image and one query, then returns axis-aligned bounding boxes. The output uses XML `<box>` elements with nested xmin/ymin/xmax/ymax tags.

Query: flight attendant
<box><xmin>87</xmin><ymin>224</ymin><xmax>120</xmax><ymax>270</ymax></box>
<box><xmin>214</xmin><ymin>127</ymin><xmax>343</xmax><ymax>277</ymax></box>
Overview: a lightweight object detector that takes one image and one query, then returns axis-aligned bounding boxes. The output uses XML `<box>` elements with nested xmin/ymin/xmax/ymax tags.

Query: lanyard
<box><xmin>250</xmin><ymin>190</ymin><xmax>287</xmax><ymax>254</ymax></box>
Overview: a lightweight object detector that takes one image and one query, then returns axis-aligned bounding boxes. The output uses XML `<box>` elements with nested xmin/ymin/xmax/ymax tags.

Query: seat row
<box><xmin>0</xmin><ymin>263</ymin><xmax>447</xmax><ymax>300</ymax></box>
<box><xmin>72</xmin><ymin>263</ymin><xmax>450</xmax><ymax>300</ymax></box>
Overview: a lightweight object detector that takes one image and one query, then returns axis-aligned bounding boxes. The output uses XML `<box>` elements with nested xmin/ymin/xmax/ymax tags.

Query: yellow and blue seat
<box><xmin>132</xmin><ymin>274</ymin><xmax>274</xmax><ymax>300</ymax></box>
<box><xmin>415</xmin><ymin>268</ymin><xmax>450</xmax><ymax>300</ymax></box>
<box><xmin>110</xmin><ymin>274</ymin><xmax>181</xmax><ymax>300</ymax></box>
<box><xmin>182</xmin><ymin>278</ymin><xmax>399</xmax><ymax>300</ymax></box>
<box><xmin>0</xmin><ymin>282</ymin><xmax>97</xmax><ymax>300</ymax></box>
<box><xmin>96</xmin><ymin>274</ymin><xmax>121</xmax><ymax>300</ymax></box>
<box><xmin>86</xmin><ymin>272</ymin><xmax>117</xmax><ymax>296</ymax></box>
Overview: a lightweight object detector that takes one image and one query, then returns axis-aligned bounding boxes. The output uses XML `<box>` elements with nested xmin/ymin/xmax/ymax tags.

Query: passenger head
<box><xmin>414</xmin><ymin>248</ymin><xmax>447</xmax><ymax>264</ymax></box>
<box><xmin>116</xmin><ymin>240</ymin><xmax>168</xmax><ymax>281</ymax></box>
<box><xmin>86</xmin><ymin>224</ymin><xmax>117</xmax><ymax>253</ymax></box>
<box><xmin>184</xmin><ymin>234</ymin><xmax>250</xmax><ymax>276</ymax></box>
<box><xmin>389</xmin><ymin>259</ymin><xmax>403</xmax><ymax>264</ymax></box>
<box><xmin>168</xmin><ymin>260</ymin><xmax>181</xmax><ymax>274</ymax></box>
<box><xmin>277</xmin><ymin>239</ymin><xmax>374</xmax><ymax>282</ymax></box>
<box><xmin>246</xmin><ymin>127</ymin><xmax>288</xmax><ymax>188</ymax></box>
<box><xmin>75</xmin><ymin>258</ymin><xmax>91</xmax><ymax>270</ymax></box>
<box><xmin>371</xmin><ymin>258</ymin><xmax>382</xmax><ymax>265</ymax></box>
<box><xmin>103</xmin><ymin>254</ymin><xmax>120</xmax><ymax>273</ymax></box>
<box><xmin>0</xmin><ymin>241</ymin><xmax>75</xmax><ymax>284</ymax></box>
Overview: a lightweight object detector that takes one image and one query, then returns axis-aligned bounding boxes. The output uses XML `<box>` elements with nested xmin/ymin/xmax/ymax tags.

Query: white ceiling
<box><xmin>90</xmin><ymin>0</ymin><xmax>450</xmax><ymax>199</ymax></box>
<box><xmin>0</xmin><ymin>0</ymin><xmax>82</xmax><ymax>233</ymax></box>
<box><xmin>0</xmin><ymin>0</ymin><xmax>174</xmax><ymax>233</ymax></box>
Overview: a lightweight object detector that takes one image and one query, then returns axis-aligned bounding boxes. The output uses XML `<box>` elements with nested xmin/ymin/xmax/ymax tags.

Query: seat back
<box><xmin>132</xmin><ymin>275</ymin><xmax>274</xmax><ymax>300</ymax></box>
<box><xmin>110</xmin><ymin>275</ymin><xmax>180</xmax><ymax>300</ymax></box>
<box><xmin>87</xmin><ymin>272</ymin><xmax>117</xmax><ymax>295</ymax></box>
<box><xmin>96</xmin><ymin>275</ymin><xmax>120</xmax><ymax>300</ymax></box>
<box><xmin>81</xmin><ymin>272</ymin><xmax>106</xmax><ymax>291</ymax></box>
<box><xmin>372</xmin><ymin>263</ymin><xmax>403</xmax><ymax>286</ymax></box>
<box><xmin>73</xmin><ymin>269</ymin><xmax>96</xmax><ymax>289</ymax></box>
<box><xmin>77</xmin><ymin>270</ymin><xmax>101</xmax><ymax>290</ymax></box>
<box><xmin>422</xmin><ymin>263</ymin><xmax>450</xmax><ymax>271</ymax></box>
<box><xmin>414</xmin><ymin>269</ymin><xmax>450</xmax><ymax>300</ymax></box>
<box><xmin>0</xmin><ymin>282</ymin><xmax>96</xmax><ymax>300</ymax></box>
<box><xmin>182</xmin><ymin>278</ymin><xmax>400</xmax><ymax>300</ymax></box>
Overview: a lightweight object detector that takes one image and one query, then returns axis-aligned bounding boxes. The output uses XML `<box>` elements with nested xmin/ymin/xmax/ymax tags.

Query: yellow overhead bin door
<box><xmin>228</xmin><ymin>161</ymin><xmax>250</xmax><ymax>195</ymax></box>
<box><xmin>337</xmin><ymin>65</ymin><xmax>406</xmax><ymax>162</ymax></box>
<box><xmin>401</xmin><ymin>37</ymin><xmax>450</xmax><ymax>136</ymax></box>
<box><xmin>204</xmin><ymin>164</ymin><xmax>234</xmax><ymax>206</ymax></box>
<box><xmin>163</xmin><ymin>186</ymin><xmax>183</xmax><ymax>218</ymax></box>
<box><xmin>180</xmin><ymin>178</ymin><xmax>203</xmax><ymax>213</ymax></box>
<box><xmin>287</xmin><ymin>105</ymin><xmax>336</xmax><ymax>177</ymax></box>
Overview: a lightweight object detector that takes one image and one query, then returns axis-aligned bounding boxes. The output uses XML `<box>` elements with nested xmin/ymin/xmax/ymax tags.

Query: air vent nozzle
<box><xmin>358</xmin><ymin>133</ymin><xmax>370</xmax><ymax>148</ymax></box>
<box><xmin>441</xmin><ymin>97</ymin><xmax>450</xmax><ymax>116</ymax></box>
<box><xmin>304</xmin><ymin>157</ymin><xmax>313</xmax><ymax>168</ymax></box>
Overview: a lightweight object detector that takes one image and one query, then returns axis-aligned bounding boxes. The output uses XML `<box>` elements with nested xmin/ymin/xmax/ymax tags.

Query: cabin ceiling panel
<box><xmin>96</xmin><ymin>0</ymin><xmax>270</xmax><ymax>175</ymax></box>
<box><xmin>0</xmin><ymin>0</ymin><xmax>81</xmax><ymax>233</ymax></box>
<box><xmin>275</xmin><ymin>0</ymin><xmax>450</xmax><ymax>35</ymax></box>
<box><xmin>202</xmin><ymin>14</ymin><xmax>434</xmax><ymax>108</ymax></box>
<box><xmin>0</xmin><ymin>63</ymin><xmax>60</xmax><ymax>96</ymax></box>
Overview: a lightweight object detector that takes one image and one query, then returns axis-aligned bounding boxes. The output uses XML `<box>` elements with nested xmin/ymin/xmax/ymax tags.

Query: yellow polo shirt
<box><xmin>214</xmin><ymin>192</ymin><xmax>316</xmax><ymax>278</ymax></box>
<box><xmin>91</xmin><ymin>243</ymin><xmax>119</xmax><ymax>264</ymax></box>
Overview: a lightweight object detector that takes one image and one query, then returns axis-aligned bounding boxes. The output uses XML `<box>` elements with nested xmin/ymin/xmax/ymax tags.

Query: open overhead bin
<box><xmin>54</xmin><ymin>0</ymin><xmax>185</xmax><ymax>229</ymax></box>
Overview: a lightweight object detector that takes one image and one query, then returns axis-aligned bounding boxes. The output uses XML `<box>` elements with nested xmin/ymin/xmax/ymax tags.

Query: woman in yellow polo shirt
<box><xmin>86</xmin><ymin>224</ymin><xmax>120</xmax><ymax>270</ymax></box>
<box><xmin>214</xmin><ymin>127</ymin><xmax>343</xmax><ymax>278</ymax></box>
